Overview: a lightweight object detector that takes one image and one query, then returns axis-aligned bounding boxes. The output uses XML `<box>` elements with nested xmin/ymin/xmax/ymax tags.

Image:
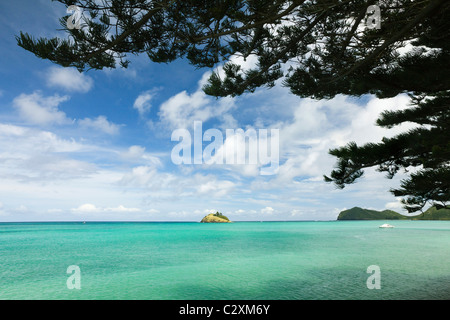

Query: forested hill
<box><xmin>337</xmin><ymin>207</ymin><xmax>450</xmax><ymax>220</ymax></box>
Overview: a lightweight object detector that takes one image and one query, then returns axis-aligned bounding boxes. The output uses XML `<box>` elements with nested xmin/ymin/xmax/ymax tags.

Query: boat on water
<box><xmin>379</xmin><ymin>223</ymin><xmax>394</xmax><ymax>228</ymax></box>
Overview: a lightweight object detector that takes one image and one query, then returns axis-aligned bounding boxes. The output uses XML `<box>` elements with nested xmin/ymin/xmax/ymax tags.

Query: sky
<box><xmin>0</xmin><ymin>0</ymin><xmax>416</xmax><ymax>222</ymax></box>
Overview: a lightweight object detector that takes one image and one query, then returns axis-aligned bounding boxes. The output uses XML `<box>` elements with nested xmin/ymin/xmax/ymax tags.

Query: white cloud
<box><xmin>78</xmin><ymin>115</ymin><xmax>123</xmax><ymax>135</ymax></box>
<box><xmin>120</xmin><ymin>145</ymin><xmax>162</xmax><ymax>167</ymax></box>
<box><xmin>158</xmin><ymin>90</ymin><xmax>211</xmax><ymax>129</ymax></box>
<box><xmin>71</xmin><ymin>203</ymin><xmax>98</xmax><ymax>213</ymax></box>
<box><xmin>196</xmin><ymin>179</ymin><xmax>235</xmax><ymax>197</ymax></box>
<box><xmin>133</xmin><ymin>90</ymin><xmax>153</xmax><ymax>116</ymax></box>
<box><xmin>0</xmin><ymin>122</ymin><xmax>103</xmax><ymax>184</ymax></box>
<box><xmin>13</xmin><ymin>91</ymin><xmax>123</xmax><ymax>134</ymax></box>
<box><xmin>26</xmin><ymin>156</ymin><xmax>97</xmax><ymax>180</ymax></box>
<box><xmin>0</xmin><ymin>123</ymin><xmax>162</xmax><ymax>221</ymax></box>
<box><xmin>45</xmin><ymin>66</ymin><xmax>93</xmax><ymax>93</ymax></box>
<box><xmin>106</xmin><ymin>205</ymin><xmax>140</xmax><ymax>212</ymax></box>
<box><xmin>385</xmin><ymin>198</ymin><xmax>404</xmax><ymax>211</ymax></box>
<box><xmin>0</xmin><ymin>123</ymin><xmax>85</xmax><ymax>153</ymax></box>
<box><xmin>201</xmin><ymin>126</ymin><xmax>279</xmax><ymax>177</ymax></box>
<box><xmin>267</xmin><ymin>93</ymin><xmax>416</xmax><ymax>185</ymax></box>
<box><xmin>13</xmin><ymin>91</ymin><xmax>71</xmax><ymax>125</ymax></box>
<box><xmin>1</xmin><ymin>64</ymin><xmax>418</xmax><ymax>222</ymax></box>
<box><xmin>71</xmin><ymin>203</ymin><xmax>141</xmax><ymax>213</ymax></box>
<box><xmin>123</xmin><ymin>145</ymin><xmax>146</xmax><ymax>159</ymax></box>
<box><xmin>158</xmin><ymin>89</ymin><xmax>235</xmax><ymax>130</ymax></box>
<box><xmin>118</xmin><ymin>165</ymin><xmax>237</xmax><ymax>200</ymax></box>
<box><xmin>261</xmin><ymin>206</ymin><xmax>275</xmax><ymax>215</ymax></box>
<box><xmin>119</xmin><ymin>165</ymin><xmax>172</xmax><ymax>190</ymax></box>
<box><xmin>13</xmin><ymin>91</ymin><xmax>124</xmax><ymax>134</ymax></box>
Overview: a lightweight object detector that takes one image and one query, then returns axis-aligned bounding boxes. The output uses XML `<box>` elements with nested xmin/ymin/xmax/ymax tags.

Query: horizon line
<box><xmin>0</xmin><ymin>219</ymin><xmax>339</xmax><ymax>223</ymax></box>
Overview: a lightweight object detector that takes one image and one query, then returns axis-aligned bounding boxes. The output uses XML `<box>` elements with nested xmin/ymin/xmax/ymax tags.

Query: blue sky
<box><xmin>0</xmin><ymin>0</ymin><xmax>416</xmax><ymax>221</ymax></box>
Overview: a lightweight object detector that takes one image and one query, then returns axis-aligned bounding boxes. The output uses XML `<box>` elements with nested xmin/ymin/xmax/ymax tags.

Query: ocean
<box><xmin>1</xmin><ymin>220</ymin><xmax>449</xmax><ymax>300</ymax></box>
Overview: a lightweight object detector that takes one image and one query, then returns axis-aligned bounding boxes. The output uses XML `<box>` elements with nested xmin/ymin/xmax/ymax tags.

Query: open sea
<box><xmin>1</xmin><ymin>220</ymin><xmax>449</xmax><ymax>300</ymax></box>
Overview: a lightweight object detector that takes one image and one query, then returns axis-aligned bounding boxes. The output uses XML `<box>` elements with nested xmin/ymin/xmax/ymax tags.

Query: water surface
<box><xmin>1</xmin><ymin>220</ymin><xmax>449</xmax><ymax>299</ymax></box>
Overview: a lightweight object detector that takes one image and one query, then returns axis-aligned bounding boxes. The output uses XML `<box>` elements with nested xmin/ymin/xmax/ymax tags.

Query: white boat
<box><xmin>379</xmin><ymin>223</ymin><xmax>394</xmax><ymax>228</ymax></box>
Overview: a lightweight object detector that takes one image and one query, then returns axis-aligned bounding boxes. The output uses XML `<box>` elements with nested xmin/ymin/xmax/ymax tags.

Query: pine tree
<box><xmin>324</xmin><ymin>92</ymin><xmax>450</xmax><ymax>212</ymax></box>
<box><xmin>16</xmin><ymin>0</ymin><xmax>450</xmax><ymax>211</ymax></box>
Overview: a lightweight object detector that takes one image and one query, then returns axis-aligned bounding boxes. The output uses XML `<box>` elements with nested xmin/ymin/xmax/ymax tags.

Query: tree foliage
<box><xmin>213</xmin><ymin>211</ymin><xmax>230</xmax><ymax>221</ymax></box>
<box><xmin>16</xmin><ymin>0</ymin><xmax>450</xmax><ymax>212</ymax></box>
<box><xmin>324</xmin><ymin>92</ymin><xmax>450</xmax><ymax>212</ymax></box>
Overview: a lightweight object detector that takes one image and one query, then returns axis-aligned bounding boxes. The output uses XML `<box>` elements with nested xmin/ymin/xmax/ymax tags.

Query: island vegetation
<box><xmin>200</xmin><ymin>212</ymin><xmax>232</xmax><ymax>223</ymax></box>
<box><xmin>337</xmin><ymin>206</ymin><xmax>450</xmax><ymax>220</ymax></box>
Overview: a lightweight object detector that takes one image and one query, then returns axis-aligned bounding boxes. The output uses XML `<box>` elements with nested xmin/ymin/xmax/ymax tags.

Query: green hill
<box><xmin>337</xmin><ymin>207</ymin><xmax>408</xmax><ymax>220</ymax></box>
<box><xmin>337</xmin><ymin>206</ymin><xmax>450</xmax><ymax>220</ymax></box>
<box><xmin>409</xmin><ymin>206</ymin><xmax>450</xmax><ymax>220</ymax></box>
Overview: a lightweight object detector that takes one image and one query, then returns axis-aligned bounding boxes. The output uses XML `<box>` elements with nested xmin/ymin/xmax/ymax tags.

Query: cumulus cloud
<box><xmin>199</xmin><ymin>126</ymin><xmax>279</xmax><ymax>177</ymax></box>
<box><xmin>71</xmin><ymin>203</ymin><xmax>141</xmax><ymax>213</ymax></box>
<box><xmin>12</xmin><ymin>91</ymin><xmax>123</xmax><ymax>135</ymax></box>
<box><xmin>119</xmin><ymin>166</ymin><xmax>162</xmax><ymax>188</ymax></box>
<box><xmin>118</xmin><ymin>163</ymin><xmax>237</xmax><ymax>200</ymax></box>
<box><xmin>0</xmin><ymin>123</ymin><xmax>85</xmax><ymax>153</ymax></box>
<box><xmin>266</xmin><ymin>93</ymin><xmax>416</xmax><ymax>185</ymax></box>
<box><xmin>158</xmin><ymin>89</ymin><xmax>236</xmax><ymax>130</ymax></box>
<box><xmin>385</xmin><ymin>198</ymin><xmax>405</xmax><ymax>211</ymax></box>
<box><xmin>1</xmin><ymin>60</ymin><xmax>417</xmax><ymax>222</ymax></box>
<box><xmin>45</xmin><ymin>66</ymin><xmax>93</xmax><ymax>93</ymax></box>
<box><xmin>122</xmin><ymin>145</ymin><xmax>146</xmax><ymax>159</ymax></box>
<box><xmin>196</xmin><ymin>179</ymin><xmax>235</xmax><ymax>197</ymax></box>
<box><xmin>120</xmin><ymin>145</ymin><xmax>162</xmax><ymax>167</ymax></box>
<box><xmin>133</xmin><ymin>90</ymin><xmax>153</xmax><ymax>116</ymax></box>
<box><xmin>261</xmin><ymin>206</ymin><xmax>275</xmax><ymax>215</ymax></box>
<box><xmin>13</xmin><ymin>91</ymin><xmax>71</xmax><ymax>125</ymax></box>
<box><xmin>78</xmin><ymin>115</ymin><xmax>123</xmax><ymax>135</ymax></box>
<box><xmin>71</xmin><ymin>203</ymin><xmax>98</xmax><ymax>213</ymax></box>
<box><xmin>0</xmin><ymin>123</ymin><xmax>97</xmax><ymax>182</ymax></box>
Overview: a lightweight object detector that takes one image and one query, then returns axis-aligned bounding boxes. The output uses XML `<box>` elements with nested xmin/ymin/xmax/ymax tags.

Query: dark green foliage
<box><xmin>213</xmin><ymin>211</ymin><xmax>230</xmax><ymax>221</ymax></box>
<box><xmin>325</xmin><ymin>92</ymin><xmax>450</xmax><ymax>213</ymax></box>
<box><xmin>337</xmin><ymin>206</ymin><xmax>450</xmax><ymax>220</ymax></box>
<box><xmin>20</xmin><ymin>0</ymin><xmax>448</xmax><ymax>92</ymax></box>
<box><xmin>337</xmin><ymin>207</ymin><xmax>409</xmax><ymax>220</ymax></box>
<box><xmin>16</xmin><ymin>0</ymin><xmax>450</xmax><ymax>212</ymax></box>
<box><xmin>413</xmin><ymin>206</ymin><xmax>450</xmax><ymax>220</ymax></box>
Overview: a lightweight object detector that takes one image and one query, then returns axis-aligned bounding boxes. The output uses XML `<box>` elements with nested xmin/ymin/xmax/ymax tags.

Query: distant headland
<box><xmin>337</xmin><ymin>206</ymin><xmax>450</xmax><ymax>220</ymax></box>
<box><xmin>200</xmin><ymin>212</ymin><xmax>232</xmax><ymax>223</ymax></box>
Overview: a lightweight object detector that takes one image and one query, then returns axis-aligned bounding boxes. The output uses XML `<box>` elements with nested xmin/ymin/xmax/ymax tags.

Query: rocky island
<box><xmin>201</xmin><ymin>212</ymin><xmax>232</xmax><ymax>223</ymax></box>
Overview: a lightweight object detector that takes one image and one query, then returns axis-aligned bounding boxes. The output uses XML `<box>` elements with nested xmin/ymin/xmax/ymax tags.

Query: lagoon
<box><xmin>1</xmin><ymin>220</ymin><xmax>449</xmax><ymax>299</ymax></box>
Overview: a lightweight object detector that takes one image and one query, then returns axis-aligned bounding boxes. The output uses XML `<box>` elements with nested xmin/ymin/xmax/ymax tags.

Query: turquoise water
<box><xmin>0</xmin><ymin>220</ymin><xmax>449</xmax><ymax>300</ymax></box>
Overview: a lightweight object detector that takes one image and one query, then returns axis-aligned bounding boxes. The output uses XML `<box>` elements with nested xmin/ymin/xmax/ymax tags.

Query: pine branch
<box><xmin>80</xmin><ymin>0</ymin><xmax>171</xmax><ymax>65</ymax></box>
<box><xmin>330</xmin><ymin>0</ymin><xmax>447</xmax><ymax>82</ymax></box>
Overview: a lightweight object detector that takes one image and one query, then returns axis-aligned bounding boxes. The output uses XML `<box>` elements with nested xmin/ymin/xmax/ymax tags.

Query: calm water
<box><xmin>1</xmin><ymin>220</ymin><xmax>449</xmax><ymax>300</ymax></box>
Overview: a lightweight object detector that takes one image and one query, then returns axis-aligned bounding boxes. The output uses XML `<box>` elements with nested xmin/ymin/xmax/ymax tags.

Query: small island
<box><xmin>201</xmin><ymin>212</ymin><xmax>232</xmax><ymax>223</ymax></box>
<box><xmin>337</xmin><ymin>206</ymin><xmax>450</xmax><ymax>220</ymax></box>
